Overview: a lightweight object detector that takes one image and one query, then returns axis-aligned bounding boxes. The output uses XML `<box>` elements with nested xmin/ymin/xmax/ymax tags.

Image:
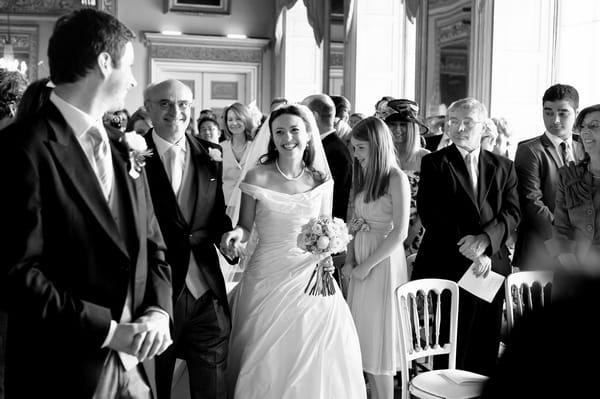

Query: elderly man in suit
<box><xmin>143</xmin><ymin>79</ymin><xmax>234</xmax><ymax>399</ymax></box>
<box><xmin>513</xmin><ymin>84</ymin><xmax>584</xmax><ymax>271</ymax></box>
<box><xmin>413</xmin><ymin>97</ymin><xmax>520</xmax><ymax>375</ymax></box>
<box><xmin>0</xmin><ymin>9</ymin><xmax>173</xmax><ymax>399</ymax></box>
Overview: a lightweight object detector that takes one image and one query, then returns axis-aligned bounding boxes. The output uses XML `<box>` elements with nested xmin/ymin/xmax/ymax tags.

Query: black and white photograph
<box><xmin>0</xmin><ymin>0</ymin><xmax>598</xmax><ymax>398</ymax></box>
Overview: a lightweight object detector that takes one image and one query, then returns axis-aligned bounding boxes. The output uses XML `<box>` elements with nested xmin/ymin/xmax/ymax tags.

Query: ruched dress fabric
<box><xmin>227</xmin><ymin>180</ymin><xmax>366</xmax><ymax>399</ymax></box>
<box><xmin>347</xmin><ymin>191</ymin><xmax>407</xmax><ymax>375</ymax></box>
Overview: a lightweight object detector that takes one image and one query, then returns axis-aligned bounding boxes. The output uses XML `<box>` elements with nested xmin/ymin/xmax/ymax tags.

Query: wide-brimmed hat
<box><xmin>384</xmin><ymin>98</ymin><xmax>430</xmax><ymax>134</ymax></box>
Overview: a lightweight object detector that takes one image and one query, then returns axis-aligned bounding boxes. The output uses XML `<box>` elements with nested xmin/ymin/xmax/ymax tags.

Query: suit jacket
<box><xmin>424</xmin><ymin>134</ymin><xmax>443</xmax><ymax>152</ymax></box>
<box><xmin>0</xmin><ymin>103</ymin><xmax>172</xmax><ymax>398</ymax></box>
<box><xmin>144</xmin><ymin>131</ymin><xmax>233</xmax><ymax>310</ymax></box>
<box><xmin>513</xmin><ymin>133</ymin><xmax>584</xmax><ymax>270</ymax></box>
<box><xmin>413</xmin><ymin>145</ymin><xmax>520</xmax><ymax>282</ymax></box>
<box><xmin>546</xmin><ymin>161</ymin><xmax>600</xmax><ymax>265</ymax></box>
<box><xmin>322</xmin><ymin>132</ymin><xmax>352</xmax><ymax>221</ymax></box>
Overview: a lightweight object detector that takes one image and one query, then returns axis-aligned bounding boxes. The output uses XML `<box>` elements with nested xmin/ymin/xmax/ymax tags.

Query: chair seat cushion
<box><xmin>410</xmin><ymin>369</ymin><xmax>489</xmax><ymax>399</ymax></box>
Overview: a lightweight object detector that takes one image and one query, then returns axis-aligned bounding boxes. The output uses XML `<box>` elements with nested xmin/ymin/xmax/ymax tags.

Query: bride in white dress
<box><xmin>220</xmin><ymin>104</ymin><xmax>366</xmax><ymax>399</ymax></box>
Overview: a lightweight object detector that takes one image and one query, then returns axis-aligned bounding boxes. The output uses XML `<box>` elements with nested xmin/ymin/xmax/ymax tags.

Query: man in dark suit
<box><xmin>302</xmin><ymin>94</ymin><xmax>352</xmax><ymax>222</ymax></box>
<box><xmin>413</xmin><ymin>98</ymin><xmax>520</xmax><ymax>375</ymax></box>
<box><xmin>513</xmin><ymin>84</ymin><xmax>584</xmax><ymax>271</ymax></box>
<box><xmin>143</xmin><ymin>79</ymin><xmax>234</xmax><ymax>399</ymax></box>
<box><xmin>0</xmin><ymin>9</ymin><xmax>173</xmax><ymax>399</ymax></box>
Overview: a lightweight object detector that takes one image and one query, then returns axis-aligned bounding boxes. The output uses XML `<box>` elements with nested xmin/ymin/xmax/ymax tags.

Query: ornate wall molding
<box><xmin>330</xmin><ymin>41</ymin><xmax>343</xmax><ymax>68</ymax></box>
<box><xmin>149</xmin><ymin>45</ymin><xmax>263</xmax><ymax>64</ymax></box>
<box><xmin>144</xmin><ymin>32</ymin><xmax>269</xmax><ymax>63</ymax></box>
<box><xmin>0</xmin><ymin>0</ymin><xmax>116</xmax><ymax>16</ymax></box>
<box><xmin>144</xmin><ymin>33</ymin><xmax>270</xmax><ymax>108</ymax></box>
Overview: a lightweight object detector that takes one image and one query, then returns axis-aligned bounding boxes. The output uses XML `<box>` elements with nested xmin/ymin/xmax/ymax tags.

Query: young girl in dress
<box><xmin>343</xmin><ymin>116</ymin><xmax>410</xmax><ymax>399</ymax></box>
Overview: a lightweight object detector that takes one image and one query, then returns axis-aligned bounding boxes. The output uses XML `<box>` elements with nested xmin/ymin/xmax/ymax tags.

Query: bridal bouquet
<box><xmin>297</xmin><ymin>215</ymin><xmax>352</xmax><ymax>296</ymax></box>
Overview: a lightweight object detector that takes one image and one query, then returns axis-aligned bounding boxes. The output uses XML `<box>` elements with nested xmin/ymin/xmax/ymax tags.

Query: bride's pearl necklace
<box><xmin>275</xmin><ymin>159</ymin><xmax>305</xmax><ymax>181</ymax></box>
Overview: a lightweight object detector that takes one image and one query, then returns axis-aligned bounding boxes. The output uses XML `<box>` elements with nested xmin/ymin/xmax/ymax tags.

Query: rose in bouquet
<box><xmin>297</xmin><ymin>215</ymin><xmax>353</xmax><ymax>296</ymax></box>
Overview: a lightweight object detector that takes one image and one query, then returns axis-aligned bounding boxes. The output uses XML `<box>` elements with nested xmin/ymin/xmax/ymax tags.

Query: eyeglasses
<box><xmin>578</xmin><ymin>120</ymin><xmax>600</xmax><ymax>132</ymax></box>
<box><xmin>199</xmin><ymin>126</ymin><xmax>219</xmax><ymax>133</ymax></box>
<box><xmin>149</xmin><ymin>100</ymin><xmax>192</xmax><ymax>110</ymax></box>
<box><xmin>447</xmin><ymin>118</ymin><xmax>483</xmax><ymax>129</ymax></box>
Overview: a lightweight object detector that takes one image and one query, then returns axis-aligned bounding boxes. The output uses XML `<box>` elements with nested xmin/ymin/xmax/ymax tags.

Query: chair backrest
<box><xmin>504</xmin><ymin>271</ymin><xmax>553</xmax><ymax>332</ymax></box>
<box><xmin>396</xmin><ymin>279</ymin><xmax>459</xmax><ymax>391</ymax></box>
<box><xmin>406</xmin><ymin>253</ymin><xmax>417</xmax><ymax>280</ymax></box>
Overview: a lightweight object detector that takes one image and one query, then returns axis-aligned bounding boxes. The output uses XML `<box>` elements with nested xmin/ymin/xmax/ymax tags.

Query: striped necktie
<box><xmin>560</xmin><ymin>141</ymin><xmax>574</xmax><ymax>166</ymax></box>
<box><xmin>87</xmin><ymin>126</ymin><xmax>113</xmax><ymax>200</ymax></box>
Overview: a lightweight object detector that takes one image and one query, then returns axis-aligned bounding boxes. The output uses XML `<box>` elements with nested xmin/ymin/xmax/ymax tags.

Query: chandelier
<box><xmin>0</xmin><ymin>8</ymin><xmax>27</xmax><ymax>75</ymax></box>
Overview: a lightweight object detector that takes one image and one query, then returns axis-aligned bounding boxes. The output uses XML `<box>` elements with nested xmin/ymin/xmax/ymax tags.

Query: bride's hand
<box><xmin>220</xmin><ymin>228</ymin><xmax>242</xmax><ymax>258</ymax></box>
<box><xmin>319</xmin><ymin>256</ymin><xmax>335</xmax><ymax>274</ymax></box>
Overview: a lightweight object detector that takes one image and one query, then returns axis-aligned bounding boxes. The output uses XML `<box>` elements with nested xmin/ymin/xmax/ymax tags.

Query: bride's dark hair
<box><xmin>260</xmin><ymin>104</ymin><xmax>326</xmax><ymax>182</ymax></box>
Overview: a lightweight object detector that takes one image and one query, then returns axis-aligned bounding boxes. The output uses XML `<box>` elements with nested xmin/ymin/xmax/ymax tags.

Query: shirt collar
<box><xmin>456</xmin><ymin>145</ymin><xmax>480</xmax><ymax>162</ymax></box>
<box><xmin>50</xmin><ymin>91</ymin><xmax>105</xmax><ymax>140</ymax></box>
<box><xmin>152</xmin><ymin>130</ymin><xmax>187</xmax><ymax>159</ymax></box>
<box><xmin>544</xmin><ymin>131</ymin><xmax>573</xmax><ymax>149</ymax></box>
<box><xmin>320</xmin><ymin>129</ymin><xmax>336</xmax><ymax>140</ymax></box>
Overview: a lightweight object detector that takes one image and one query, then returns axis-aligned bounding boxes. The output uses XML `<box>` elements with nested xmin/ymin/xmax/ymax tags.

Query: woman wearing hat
<box><xmin>385</xmin><ymin>99</ymin><xmax>430</xmax><ymax>256</ymax></box>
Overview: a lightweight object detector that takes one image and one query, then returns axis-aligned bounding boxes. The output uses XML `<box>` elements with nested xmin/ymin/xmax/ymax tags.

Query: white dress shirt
<box><xmin>152</xmin><ymin>131</ymin><xmax>187</xmax><ymax>195</ymax></box>
<box><xmin>544</xmin><ymin>131</ymin><xmax>574</xmax><ymax>166</ymax></box>
<box><xmin>456</xmin><ymin>146</ymin><xmax>480</xmax><ymax>196</ymax></box>
<box><xmin>50</xmin><ymin>92</ymin><xmax>112</xmax><ymax>197</ymax></box>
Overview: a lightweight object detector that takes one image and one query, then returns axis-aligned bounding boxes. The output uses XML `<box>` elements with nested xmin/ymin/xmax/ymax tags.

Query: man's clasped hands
<box><xmin>107</xmin><ymin>310</ymin><xmax>172</xmax><ymax>362</ymax></box>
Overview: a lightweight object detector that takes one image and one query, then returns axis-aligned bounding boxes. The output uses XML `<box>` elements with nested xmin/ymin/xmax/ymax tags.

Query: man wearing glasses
<box><xmin>513</xmin><ymin>84</ymin><xmax>584</xmax><ymax>272</ymax></box>
<box><xmin>413</xmin><ymin>97</ymin><xmax>520</xmax><ymax>375</ymax></box>
<box><xmin>143</xmin><ymin>79</ymin><xmax>235</xmax><ymax>399</ymax></box>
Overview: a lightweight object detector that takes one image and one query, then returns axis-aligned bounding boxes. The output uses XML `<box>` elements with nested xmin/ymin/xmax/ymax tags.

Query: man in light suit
<box><xmin>0</xmin><ymin>9</ymin><xmax>173</xmax><ymax>399</ymax></box>
<box><xmin>513</xmin><ymin>84</ymin><xmax>584</xmax><ymax>271</ymax></box>
<box><xmin>143</xmin><ymin>79</ymin><xmax>235</xmax><ymax>399</ymax></box>
<box><xmin>413</xmin><ymin>98</ymin><xmax>520</xmax><ymax>375</ymax></box>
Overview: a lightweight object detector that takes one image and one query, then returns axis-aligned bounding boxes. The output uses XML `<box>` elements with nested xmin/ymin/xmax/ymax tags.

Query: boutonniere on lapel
<box><xmin>122</xmin><ymin>132</ymin><xmax>153</xmax><ymax>179</ymax></box>
<box><xmin>208</xmin><ymin>147</ymin><xmax>223</xmax><ymax>162</ymax></box>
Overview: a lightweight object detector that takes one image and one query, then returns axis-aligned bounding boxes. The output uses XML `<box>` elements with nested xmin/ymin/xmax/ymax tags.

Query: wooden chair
<box><xmin>396</xmin><ymin>279</ymin><xmax>488</xmax><ymax>399</ymax></box>
<box><xmin>406</xmin><ymin>253</ymin><xmax>417</xmax><ymax>280</ymax></box>
<box><xmin>504</xmin><ymin>271</ymin><xmax>553</xmax><ymax>333</ymax></box>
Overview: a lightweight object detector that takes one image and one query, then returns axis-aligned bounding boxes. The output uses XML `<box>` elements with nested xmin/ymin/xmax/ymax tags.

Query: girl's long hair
<box><xmin>352</xmin><ymin>117</ymin><xmax>399</xmax><ymax>202</ymax></box>
<box><xmin>395</xmin><ymin>121</ymin><xmax>421</xmax><ymax>167</ymax></box>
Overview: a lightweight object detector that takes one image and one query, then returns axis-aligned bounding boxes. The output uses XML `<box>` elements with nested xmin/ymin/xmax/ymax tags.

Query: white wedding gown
<box><xmin>227</xmin><ymin>181</ymin><xmax>366</xmax><ymax>399</ymax></box>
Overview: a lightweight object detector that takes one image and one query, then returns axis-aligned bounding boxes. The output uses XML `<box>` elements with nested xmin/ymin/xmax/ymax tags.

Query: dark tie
<box><xmin>560</xmin><ymin>141</ymin><xmax>574</xmax><ymax>166</ymax></box>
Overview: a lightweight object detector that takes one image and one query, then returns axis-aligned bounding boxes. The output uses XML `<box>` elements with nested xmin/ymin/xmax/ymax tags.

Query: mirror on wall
<box><xmin>328</xmin><ymin>0</ymin><xmax>344</xmax><ymax>96</ymax></box>
<box><xmin>417</xmin><ymin>0</ymin><xmax>472</xmax><ymax>118</ymax></box>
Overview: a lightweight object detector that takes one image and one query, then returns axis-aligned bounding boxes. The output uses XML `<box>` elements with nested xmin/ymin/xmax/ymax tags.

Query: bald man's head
<box><xmin>302</xmin><ymin>94</ymin><xmax>335</xmax><ymax>133</ymax></box>
<box><xmin>144</xmin><ymin>79</ymin><xmax>193</xmax><ymax>142</ymax></box>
